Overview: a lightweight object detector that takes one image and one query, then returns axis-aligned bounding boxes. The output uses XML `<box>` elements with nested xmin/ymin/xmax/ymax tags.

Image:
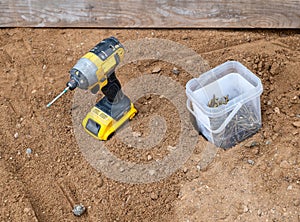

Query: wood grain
<box><xmin>0</xmin><ymin>0</ymin><xmax>299</xmax><ymax>28</ymax></box>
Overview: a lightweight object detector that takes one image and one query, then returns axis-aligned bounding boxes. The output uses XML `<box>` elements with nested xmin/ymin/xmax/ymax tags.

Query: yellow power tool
<box><xmin>47</xmin><ymin>37</ymin><xmax>137</xmax><ymax>140</ymax></box>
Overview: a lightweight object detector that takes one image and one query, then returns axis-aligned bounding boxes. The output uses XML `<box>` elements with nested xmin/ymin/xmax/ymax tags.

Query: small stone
<box><xmin>245</xmin><ymin>141</ymin><xmax>258</xmax><ymax>148</ymax></box>
<box><xmin>293</xmin><ymin>199</ymin><xmax>300</xmax><ymax>206</ymax></box>
<box><xmin>31</xmin><ymin>89</ymin><xmax>37</xmax><ymax>94</ymax></box>
<box><xmin>243</xmin><ymin>205</ymin><xmax>249</xmax><ymax>213</ymax></box>
<box><xmin>265</xmin><ymin>140</ymin><xmax>271</xmax><ymax>145</ymax></box>
<box><xmin>23</xmin><ymin>207</ymin><xmax>31</xmax><ymax>214</ymax></box>
<box><xmin>26</xmin><ymin>148</ymin><xmax>32</xmax><ymax>155</ymax></box>
<box><xmin>152</xmin><ymin>66</ymin><xmax>161</xmax><ymax>73</ymax></box>
<box><xmin>274</xmin><ymin>107</ymin><xmax>280</xmax><ymax>114</ymax></box>
<box><xmin>132</xmin><ymin>132</ymin><xmax>141</xmax><ymax>137</ymax></box>
<box><xmin>147</xmin><ymin>155</ymin><xmax>152</xmax><ymax>161</ymax></box>
<box><xmin>292</xmin><ymin>121</ymin><xmax>300</xmax><ymax>128</ymax></box>
<box><xmin>270</xmin><ymin>62</ymin><xmax>280</xmax><ymax>75</ymax></box>
<box><xmin>167</xmin><ymin>145</ymin><xmax>176</xmax><ymax>151</ymax></box>
<box><xmin>42</xmin><ymin>64</ymin><xmax>47</xmax><ymax>70</ymax></box>
<box><xmin>150</xmin><ymin>192</ymin><xmax>158</xmax><ymax>200</ymax></box>
<box><xmin>272</xmin><ymin>133</ymin><xmax>279</xmax><ymax>141</ymax></box>
<box><xmin>66</xmin><ymin>56</ymin><xmax>73</xmax><ymax>62</ymax></box>
<box><xmin>119</xmin><ymin>167</ymin><xmax>125</xmax><ymax>172</ymax></box>
<box><xmin>183</xmin><ymin>167</ymin><xmax>188</xmax><ymax>173</ymax></box>
<box><xmin>247</xmin><ymin>160</ymin><xmax>255</xmax><ymax>165</ymax></box>
<box><xmin>287</xmin><ymin>185</ymin><xmax>293</xmax><ymax>190</ymax></box>
<box><xmin>16</xmin><ymin>123</ymin><xmax>21</xmax><ymax>129</ymax></box>
<box><xmin>257</xmin><ymin>209</ymin><xmax>262</xmax><ymax>216</ymax></box>
<box><xmin>267</xmin><ymin>100</ymin><xmax>272</xmax><ymax>106</ymax></box>
<box><xmin>14</xmin><ymin>132</ymin><xmax>19</xmax><ymax>139</ymax></box>
<box><xmin>148</xmin><ymin>170</ymin><xmax>155</xmax><ymax>176</ymax></box>
<box><xmin>172</xmin><ymin>67</ymin><xmax>180</xmax><ymax>75</ymax></box>
<box><xmin>280</xmin><ymin>160</ymin><xmax>291</xmax><ymax>169</ymax></box>
<box><xmin>253</xmin><ymin>147</ymin><xmax>260</xmax><ymax>155</ymax></box>
<box><xmin>72</xmin><ymin>204</ymin><xmax>86</xmax><ymax>216</ymax></box>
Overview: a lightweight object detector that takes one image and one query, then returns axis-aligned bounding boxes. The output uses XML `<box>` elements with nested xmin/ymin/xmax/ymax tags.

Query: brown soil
<box><xmin>0</xmin><ymin>28</ymin><xmax>299</xmax><ymax>222</ymax></box>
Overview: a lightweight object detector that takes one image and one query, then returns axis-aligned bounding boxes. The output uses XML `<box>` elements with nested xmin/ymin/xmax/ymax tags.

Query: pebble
<box><xmin>23</xmin><ymin>207</ymin><xmax>31</xmax><ymax>214</ymax></box>
<box><xmin>172</xmin><ymin>67</ymin><xmax>180</xmax><ymax>75</ymax></box>
<box><xmin>66</xmin><ymin>56</ymin><xmax>73</xmax><ymax>62</ymax></box>
<box><xmin>247</xmin><ymin>159</ymin><xmax>255</xmax><ymax>165</ymax></box>
<box><xmin>147</xmin><ymin>155</ymin><xmax>152</xmax><ymax>161</ymax></box>
<box><xmin>253</xmin><ymin>147</ymin><xmax>260</xmax><ymax>155</ymax></box>
<box><xmin>14</xmin><ymin>132</ymin><xmax>19</xmax><ymax>139</ymax></box>
<box><xmin>152</xmin><ymin>66</ymin><xmax>161</xmax><ymax>73</ymax></box>
<box><xmin>245</xmin><ymin>141</ymin><xmax>258</xmax><ymax>148</ymax></box>
<box><xmin>293</xmin><ymin>199</ymin><xmax>300</xmax><ymax>207</ymax></box>
<box><xmin>243</xmin><ymin>205</ymin><xmax>249</xmax><ymax>213</ymax></box>
<box><xmin>270</xmin><ymin>62</ymin><xmax>280</xmax><ymax>75</ymax></box>
<box><xmin>31</xmin><ymin>89</ymin><xmax>37</xmax><ymax>94</ymax></box>
<box><xmin>274</xmin><ymin>107</ymin><xmax>280</xmax><ymax>114</ymax></box>
<box><xmin>42</xmin><ymin>64</ymin><xmax>47</xmax><ymax>70</ymax></box>
<box><xmin>132</xmin><ymin>132</ymin><xmax>141</xmax><ymax>137</ymax></box>
<box><xmin>26</xmin><ymin>148</ymin><xmax>32</xmax><ymax>155</ymax></box>
<box><xmin>183</xmin><ymin>167</ymin><xmax>188</xmax><ymax>173</ymax></box>
<box><xmin>148</xmin><ymin>170</ymin><xmax>155</xmax><ymax>176</ymax></box>
<box><xmin>292</xmin><ymin>121</ymin><xmax>300</xmax><ymax>128</ymax></box>
<box><xmin>280</xmin><ymin>160</ymin><xmax>291</xmax><ymax>169</ymax></box>
<box><xmin>265</xmin><ymin>140</ymin><xmax>271</xmax><ymax>145</ymax></box>
<box><xmin>16</xmin><ymin>123</ymin><xmax>21</xmax><ymax>129</ymax></box>
<box><xmin>150</xmin><ymin>192</ymin><xmax>158</xmax><ymax>200</ymax></box>
<box><xmin>287</xmin><ymin>185</ymin><xmax>293</xmax><ymax>190</ymax></box>
<box><xmin>257</xmin><ymin>209</ymin><xmax>262</xmax><ymax>216</ymax></box>
<box><xmin>167</xmin><ymin>145</ymin><xmax>176</xmax><ymax>151</ymax></box>
<box><xmin>72</xmin><ymin>204</ymin><xmax>86</xmax><ymax>216</ymax></box>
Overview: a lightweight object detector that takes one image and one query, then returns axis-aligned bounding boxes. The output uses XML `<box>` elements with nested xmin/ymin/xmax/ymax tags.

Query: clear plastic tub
<box><xmin>186</xmin><ymin>61</ymin><xmax>263</xmax><ymax>149</ymax></box>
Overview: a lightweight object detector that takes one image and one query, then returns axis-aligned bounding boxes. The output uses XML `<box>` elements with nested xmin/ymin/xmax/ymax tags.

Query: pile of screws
<box><xmin>208</xmin><ymin>94</ymin><xmax>261</xmax><ymax>149</ymax></box>
<box><xmin>208</xmin><ymin>94</ymin><xmax>229</xmax><ymax>108</ymax></box>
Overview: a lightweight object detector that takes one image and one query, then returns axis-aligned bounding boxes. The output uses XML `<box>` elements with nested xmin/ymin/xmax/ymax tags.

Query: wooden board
<box><xmin>0</xmin><ymin>0</ymin><xmax>299</xmax><ymax>28</ymax></box>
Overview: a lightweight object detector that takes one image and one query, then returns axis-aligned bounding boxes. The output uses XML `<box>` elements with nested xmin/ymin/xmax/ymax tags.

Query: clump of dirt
<box><xmin>0</xmin><ymin>28</ymin><xmax>299</xmax><ymax>222</ymax></box>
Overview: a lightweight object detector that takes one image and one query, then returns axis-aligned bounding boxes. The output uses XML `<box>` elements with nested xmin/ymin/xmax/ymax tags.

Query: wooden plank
<box><xmin>0</xmin><ymin>0</ymin><xmax>299</xmax><ymax>28</ymax></box>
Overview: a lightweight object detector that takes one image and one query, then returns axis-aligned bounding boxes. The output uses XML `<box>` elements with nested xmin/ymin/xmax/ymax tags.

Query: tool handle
<box><xmin>101</xmin><ymin>72</ymin><xmax>124</xmax><ymax>103</ymax></box>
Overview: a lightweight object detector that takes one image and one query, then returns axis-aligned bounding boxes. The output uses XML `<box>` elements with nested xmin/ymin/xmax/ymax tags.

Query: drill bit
<box><xmin>47</xmin><ymin>87</ymin><xmax>69</xmax><ymax>108</ymax></box>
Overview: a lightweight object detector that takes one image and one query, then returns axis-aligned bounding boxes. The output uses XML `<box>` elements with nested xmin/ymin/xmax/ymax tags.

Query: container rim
<box><xmin>186</xmin><ymin>61</ymin><xmax>263</xmax><ymax>117</ymax></box>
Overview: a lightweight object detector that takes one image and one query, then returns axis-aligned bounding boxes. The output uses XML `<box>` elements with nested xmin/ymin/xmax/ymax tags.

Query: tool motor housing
<box><xmin>68</xmin><ymin>37</ymin><xmax>125</xmax><ymax>94</ymax></box>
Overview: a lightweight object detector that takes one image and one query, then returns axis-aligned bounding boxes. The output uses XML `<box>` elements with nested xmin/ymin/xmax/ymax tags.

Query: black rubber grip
<box><xmin>101</xmin><ymin>72</ymin><xmax>122</xmax><ymax>103</ymax></box>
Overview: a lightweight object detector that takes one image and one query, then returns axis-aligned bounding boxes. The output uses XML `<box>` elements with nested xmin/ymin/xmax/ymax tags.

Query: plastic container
<box><xmin>186</xmin><ymin>61</ymin><xmax>263</xmax><ymax>149</ymax></box>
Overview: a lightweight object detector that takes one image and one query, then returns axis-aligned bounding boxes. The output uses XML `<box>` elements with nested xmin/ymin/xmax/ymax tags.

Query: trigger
<box><xmin>91</xmin><ymin>84</ymin><xmax>100</xmax><ymax>94</ymax></box>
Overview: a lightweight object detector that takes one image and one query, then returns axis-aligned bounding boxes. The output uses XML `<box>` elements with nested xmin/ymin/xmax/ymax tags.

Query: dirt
<box><xmin>0</xmin><ymin>28</ymin><xmax>299</xmax><ymax>222</ymax></box>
